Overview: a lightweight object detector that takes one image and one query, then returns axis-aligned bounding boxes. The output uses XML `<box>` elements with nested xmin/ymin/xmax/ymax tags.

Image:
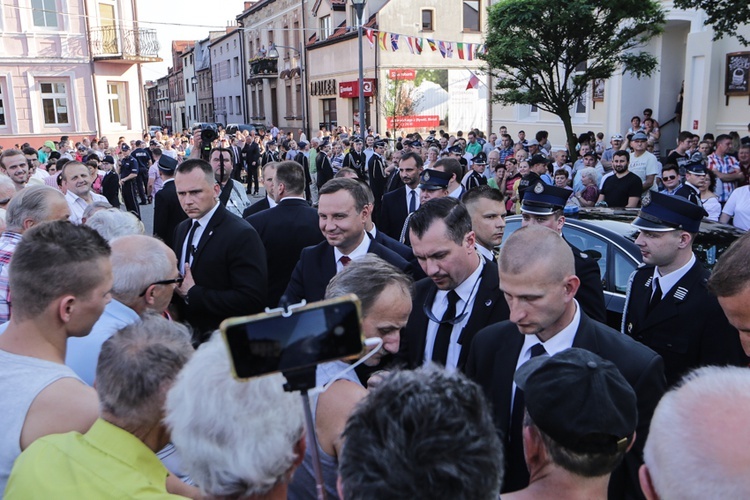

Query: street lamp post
<box><xmin>267</xmin><ymin>42</ymin><xmax>308</xmax><ymax>137</ymax></box>
<box><xmin>350</xmin><ymin>0</ymin><xmax>366</xmax><ymax>136</ymax></box>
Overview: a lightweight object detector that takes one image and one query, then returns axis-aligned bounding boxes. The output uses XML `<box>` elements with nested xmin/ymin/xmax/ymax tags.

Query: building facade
<box><xmin>238</xmin><ymin>0</ymin><xmax>306</xmax><ymax>133</ymax></box>
<box><xmin>182</xmin><ymin>47</ymin><xmax>198</xmax><ymax>127</ymax></box>
<box><xmin>489</xmin><ymin>8</ymin><xmax>750</xmax><ymax>152</ymax></box>
<box><xmin>210</xmin><ymin>27</ymin><xmax>246</xmax><ymax>126</ymax></box>
<box><xmin>0</xmin><ymin>0</ymin><xmax>160</xmax><ymax>149</ymax></box>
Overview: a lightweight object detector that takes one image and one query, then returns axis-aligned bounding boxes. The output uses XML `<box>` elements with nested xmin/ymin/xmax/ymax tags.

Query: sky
<box><xmin>136</xmin><ymin>1</ymin><xmax>244</xmax><ymax>81</ymax></box>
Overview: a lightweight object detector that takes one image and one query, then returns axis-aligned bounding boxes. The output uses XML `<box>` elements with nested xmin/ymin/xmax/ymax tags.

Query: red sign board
<box><xmin>386</xmin><ymin>115</ymin><xmax>440</xmax><ymax>129</ymax></box>
<box><xmin>388</xmin><ymin>69</ymin><xmax>416</xmax><ymax>80</ymax></box>
<box><xmin>339</xmin><ymin>79</ymin><xmax>377</xmax><ymax>98</ymax></box>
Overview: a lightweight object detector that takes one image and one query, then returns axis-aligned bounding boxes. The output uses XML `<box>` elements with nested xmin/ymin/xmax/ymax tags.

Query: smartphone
<box><xmin>221</xmin><ymin>295</ymin><xmax>364</xmax><ymax>380</ymax></box>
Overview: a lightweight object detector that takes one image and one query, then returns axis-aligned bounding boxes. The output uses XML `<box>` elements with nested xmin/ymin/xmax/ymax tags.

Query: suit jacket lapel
<box><xmin>457</xmin><ymin>263</ymin><xmax>503</xmax><ymax>369</ymax></box>
<box><xmin>641</xmin><ymin>262</ymin><xmax>702</xmax><ymax>330</ymax></box>
<box><xmin>495</xmin><ymin>331</ymin><xmax>524</xmax><ymax>435</ymax></box>
<box><xmin>321</xmin><ymin>244</ymin><xmax>337</xmax><ymax>286</ymax></box>
<box><xmin>192</xmin><ymin>206</ymin><xmax>224</xmax><ymax>265</ymax></box>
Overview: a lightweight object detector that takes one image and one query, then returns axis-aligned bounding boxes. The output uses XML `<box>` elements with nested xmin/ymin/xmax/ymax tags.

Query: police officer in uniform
<box><xmin>623</xmin><ymin>191</ymin><xmax>748</xmax><ymax>386</ymax></box>
<box><xmin>673</xmin><ymin>162</ymin><xmax>705</xmax><ymax>206</ymax></box>
<box><xmin>368</xmin><ymin>139</ymin><xmax>388</xmax><ymax>223</ymax></box>
<box><xmin>520</xmin><ymin>182</ymin><xmax>607</xmax><ymax>323</ymax></box>
<box><xmin>343</xmin><ymin>136</ymin><xmax>367</xmax><ymax>181</ymax></box>
<box><xmin>118</xmin><ymin>144</ymin><xmax>140</xmax><ymax>218</ymax></box>
<box><xmin>517</xmin><ymin>154</ymin><xmax>545</xmax><ymax>201</ymax></box>
<box><xmin>261</xmin><ymin>139</ymin><xmax>280</xmax><ymax>167</ymax></box>
<box><xmin>464</xmin><ymin>152</ymin><xmax>489</xmax><ymax>190</ymax></box>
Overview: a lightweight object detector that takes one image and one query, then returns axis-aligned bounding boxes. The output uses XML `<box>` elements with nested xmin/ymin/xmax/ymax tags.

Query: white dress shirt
<box><xmin>510</xmin><ymin>300</ymin><xmax>581</xmax><ymax>411</ymax></box>
<box><xmin>423</xmin><ymin>257</ymin><xmax>483</xmax><ymax>371</ymax></box>
<box><xmin>405</xmin><ymin>186</ymin><xmax>421</xmax><ymax>212</ymax></box>
<box><xmin>65</xmin><ymin>190</ymin><xmax>107</xmax><ymax>224</ymax></box>
<box><xmin>653</xmin><ymin>253</ymin><xmax>695</xmax><ymax>299</ymax></box>
<box><xmin>180</xmin><ymin>201</ymin><xmax>220</xmax><ymax>273</ymax></box>
<box><xmin>333</xmin><ymin>232</ymin><xmax>370</xmax><ymax>273</ymax></box>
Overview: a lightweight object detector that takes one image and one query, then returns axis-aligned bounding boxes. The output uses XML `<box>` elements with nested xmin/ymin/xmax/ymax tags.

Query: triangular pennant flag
<box><xmin>366</xmin><ymin>29</ymin><xmax>375</xmax><ymax>48</ymax></box>
<box><xmin>427</xmin><ymin>39</ymin><xmax>437</xmax><ymax>51</ymax></box>
<box><xmin>438</xmin><ymin>40</ymin><xmax>447</xmax><ymax>58</ymax></box>
<box><xmin>391</xmin><ymin>34</ymin><xmax>399</xmax><ymax>51</ymax></box>
<box><xmin>406</xmin><ymin>36</ymin><xmax>415</xmax><ymax>54</ymax></box>
<box><xmin>466</xmin><ymin>71</ymin><xmax>480</xmax><ymax>90</ymax></box>
<box><xmin>378</xmin><ymin>32</ymin><xmax>388</xmax><ymax>51</ymax></box>
<box><xmin>457</xmin><ymin>42</ymin><xmax>465</xmax><ymax>60</ymax></box>
<box><xmin>415</xmin><ymin>37</ymin><xmax>423</xmax><ymax>54</ymax></box>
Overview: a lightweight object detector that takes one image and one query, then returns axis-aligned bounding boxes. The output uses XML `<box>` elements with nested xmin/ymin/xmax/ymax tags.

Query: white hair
<box><xmin>85</xmin><ymin>208</ymin><xmax>144</xmax><ymax>241</ymax></box>
<box><xmin>644</xmin><ymin>366</ymin><xmax>750</xmax><ymax>499</ymax></box>
<box><xmin>579</xmin><ymin>167</ymin><xmax>598</xmax><ymax>183</ymax></box>
<box><xmin>109</xmin><ymin>235</ymin><xmax>175</xmax><ymax>304</ymax></box>
<box><xmin>165</xmin><ymin>334</ymin><xmax>305</xmax><ymax>498</ymax></box>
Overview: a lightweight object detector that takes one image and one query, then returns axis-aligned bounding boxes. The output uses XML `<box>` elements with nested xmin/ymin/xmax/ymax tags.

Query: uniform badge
<box><xmin>423</xmin><ymin>171</ymin><xmax>430</xmax><ymax>181</ymax></box>
<box><xmin>642</xmin><ymin>193</ymin><xmax>651</xmax><ymax>207</ymax></box>
<box><xmin>533</xmin><ymin>183</ymin><xmax>544</xmax><ymax>194</ymax></box>
<box><xmin>627</xmin><ymin>323</ymin><xmax>633</xmax><ymax>333</ymax></box>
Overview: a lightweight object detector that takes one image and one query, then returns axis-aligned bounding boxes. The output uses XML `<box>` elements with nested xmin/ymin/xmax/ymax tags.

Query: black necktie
<box><xmin>409</xmin><ymin>190</ymin><xmax>417</xmax><ymax>213</ymax></box>
<box><xmin>648</xmin><ymin>277</ymin><xmax>662</xmax><ymax>314</ymax></box>
<box><xmin>431</xmin><ymin>290</ymin><xmax>461</xmax><ymax>365</ymax></box>
<box><xmin>184</xmin><ymin>220</ymin><xmax>200</xmax><ymax>266</ymax></box>
<box><xmin>507</xmin><ymin>343</ymin><xmax>548</xmax><ymax>486</ymax></box>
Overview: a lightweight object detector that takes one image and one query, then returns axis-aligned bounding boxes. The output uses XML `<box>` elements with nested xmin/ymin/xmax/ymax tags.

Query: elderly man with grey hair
<box><xmin>640</xmin><ymin>366</ymin><xmax>750</xmax><ymax>499</ymax></box>
<box><xmin>166</xmin><ymin>334</ymin><xmax>306</xmax><ymax>500</ymax></box>
<box><xmin>0</xmin><ymin>175</ymin><xmax>17</xmax><ymax>225</ymax></box>
<box><xmin>66</xmin><ymin>235</ymin><xmax>180</xmax><ymax>386</ymax></box>
<box><xmin>287</xmin><ymin>255</ymin><xmax>413</xmax><ymax>499</ymax></box>
<box><xmin>5</xmin><ymin>315</ymin><xmax>195</xmax><ymax>498</ymax></box>
<box><xmin>85</xmin><ymin>207</ymin><xmax>145</xmax><ymax>242</ymax></box>
<box><xmin>0</xmin><ymin>185</ymin><xmax>71</xmax><ymax>323</ymax></box>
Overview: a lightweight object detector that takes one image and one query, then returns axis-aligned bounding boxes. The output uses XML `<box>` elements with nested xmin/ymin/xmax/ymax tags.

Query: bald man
<box><xmin>466</xmin><ymin>225</ymin><xmax>666</xmax><ymax>500</ymax></box>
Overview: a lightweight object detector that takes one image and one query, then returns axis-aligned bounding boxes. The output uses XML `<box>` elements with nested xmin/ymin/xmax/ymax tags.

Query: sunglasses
<box><xmin>662</xmin><ymin>175</ymin><xmax>677</xmax><ymax>181</ymax></box>
<box><xmin>138</xmin><ymin>276</ymin><xmax>184</xmax><ymax>297</ymax></box>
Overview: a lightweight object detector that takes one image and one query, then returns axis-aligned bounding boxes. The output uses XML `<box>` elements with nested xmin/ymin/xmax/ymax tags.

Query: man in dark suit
<box><xmin>379</xmin><ymin>151</ymin><xmax>423</xmax><ymax>241</ymax></box>
<box><xmin>673</xmin><ymin>162</ymin><xmax>705</xmax><ymax>206</ymax></box>
<box><xmin>172</xmin><ymin>159</ymin><xmax>268</xmax><ymax>342</ymax></box>
<box><xmin>248</xmin><ymin>161</ymin><xmax>325</xmax><ymax>307</ymax></box>
<box><xmin>623</xmin><ymin>191</ymin><xmax>747</xmax><ymax>386</ymax></box>
<box><xmin>244</xmin><ymin>134</ymin><xmax>261</xmax><ymax>195</ymax></box>
<box><xmin>398</xmin><ymin>197</ymin><xmax>510</xmax><ymax>372</ymax></box>
<box><xmin>281</xmin><ymin>178</ymin><xmax>411</xmax><ymax>306</ymax></box>
<box><xmin>242</xmin><ymin>163</ymin><xmax>277</xmax><ymax>218</ymax></box>
<box><xmin>466</xmin><ymin>225</ymin><xmax>666</xmax><ymax>499</ymax></box>
<box><xmin>519</xmin><ymin>181</ymin><xmax>607</xmax><ymax>323</ymax></box>
<box><xmin>152</xmin><ymin>155</ymin><xmax>187</xmax><ymax>248</ymax></box>
<box><xmin>342</xmin><ymin>136</ymin><xmax>367</xmax><ymax>180</ymax></box>
<box><xmin>229</xmin><ymin>134</ymin><xmax>244</xmax><ymax>181</ymax></box>
<box><xmin>367</xmin><ymin>140</ymin><xmax>388</xmax><ymax>223</ymax></box>
<box><xmin>260</xmin><ymin>138</ymin><xmax>280</xmax><ymax>167</ymax></box>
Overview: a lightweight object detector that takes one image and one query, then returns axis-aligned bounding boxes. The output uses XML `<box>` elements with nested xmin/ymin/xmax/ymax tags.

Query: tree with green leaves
<box><xmin>674</xmin><ymin>0</ymin><xmax>749</xmax><ymax>46</ymax></box>
<box><xmin>482</xmin><ymin>0</ymin><xmax>665</xmax><ymax>160</ymax></box>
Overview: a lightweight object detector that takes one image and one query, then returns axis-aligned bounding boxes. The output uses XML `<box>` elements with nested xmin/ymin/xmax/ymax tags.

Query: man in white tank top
<box><xmin>0</xmin><ymin>221</ymin><xmax>113</xmax><ymax>494</ymax></box>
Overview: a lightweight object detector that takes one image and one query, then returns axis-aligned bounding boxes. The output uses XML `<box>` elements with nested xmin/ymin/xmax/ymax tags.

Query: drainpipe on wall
<box><xmin>82</xmin><ymin>0</ymin><xmax>103</xmax><ymax>137</ymax></box>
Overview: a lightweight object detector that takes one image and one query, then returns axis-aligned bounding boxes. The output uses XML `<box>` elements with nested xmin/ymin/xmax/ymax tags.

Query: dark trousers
<box><xmin>122</xmin><ymin>180</ymin><xmax>141</xmax><ymax>219</ymax></box>
<box><xmin>136</xmin><ymin>168</ymin><xmax>149</xmax><ymax>202</ymax></box>
<box><xmin>246</xmin><ymin>164</ymin><xmax>259</xmax><ymax>194</ymax></box>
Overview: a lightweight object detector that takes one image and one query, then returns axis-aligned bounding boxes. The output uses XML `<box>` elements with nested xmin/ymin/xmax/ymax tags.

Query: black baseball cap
<box><xmin>515</xmin><ymin>348</ymin><xmax>637</xmax><ymax>454</ymax></box>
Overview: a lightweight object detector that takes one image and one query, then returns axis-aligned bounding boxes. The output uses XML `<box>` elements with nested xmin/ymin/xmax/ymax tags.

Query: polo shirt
<box><xmin>4</xmin><ymin>419</ymin><xmax>187</xmax><ymax>499</ymax></box>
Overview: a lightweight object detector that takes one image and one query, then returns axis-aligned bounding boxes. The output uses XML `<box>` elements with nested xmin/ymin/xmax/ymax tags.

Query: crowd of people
<box><xmin>0</xmin><ymin>113</ymin><xmax>749</xmax><ymax>500</ymax></box>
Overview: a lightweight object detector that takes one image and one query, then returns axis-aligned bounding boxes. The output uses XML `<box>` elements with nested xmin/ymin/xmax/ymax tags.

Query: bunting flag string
<box><xmin>363</xmin><ymin>28</ymin><xmax>487</xmax><ymax>62</ymax></box>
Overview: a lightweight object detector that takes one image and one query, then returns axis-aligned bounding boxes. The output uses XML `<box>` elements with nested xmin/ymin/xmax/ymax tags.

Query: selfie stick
<box><xmin>271</xmin><ymin>301</ymin><xmax>327</xmax><ymax>500</ymax></box>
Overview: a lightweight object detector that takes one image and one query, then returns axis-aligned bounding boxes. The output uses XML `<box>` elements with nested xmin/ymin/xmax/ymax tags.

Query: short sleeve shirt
<box><xmin>600</xmin><ymin>172</ymin><xmax>642</xmax><ymax>207</ymax></box>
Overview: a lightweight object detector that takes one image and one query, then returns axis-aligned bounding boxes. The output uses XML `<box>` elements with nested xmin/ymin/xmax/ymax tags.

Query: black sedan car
<box><xmin>503</xmin><ymin>208</ymin><xmax>745</xmax><ymax>329</ymax></box>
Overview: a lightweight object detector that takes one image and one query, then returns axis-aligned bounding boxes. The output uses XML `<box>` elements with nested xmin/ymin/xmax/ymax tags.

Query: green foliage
<box><xmin>674</xmin><ymin>0</ymin><xmax>749</xmax><ymax>46</ymax></box>
<box><xmin>482</xmin><ymin>0</ymin><xmax>666</xmax><ymax>155</ymax></box>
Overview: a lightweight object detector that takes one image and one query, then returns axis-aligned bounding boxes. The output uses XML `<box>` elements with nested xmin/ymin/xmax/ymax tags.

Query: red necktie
<box><xmin>340</xmin><ymin>256</ymin><xmax>351</xmax><ymax>267</ymax></box>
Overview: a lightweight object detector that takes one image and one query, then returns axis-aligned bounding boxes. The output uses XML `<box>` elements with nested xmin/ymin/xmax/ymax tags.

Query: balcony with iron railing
<box><xmin>247</xmin><ymin>58</ymin><xmax>278</xmax><ymax>81</ymax></box>
<box><xmin>89</xmin><ymin>26</ymin><xmax>162</xmax><ymax>63</ymax></box>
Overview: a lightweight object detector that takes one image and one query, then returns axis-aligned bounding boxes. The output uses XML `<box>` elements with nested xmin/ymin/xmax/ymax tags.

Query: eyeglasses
<box><xmin>663</xmin><ymin>175</ymin><xmax>678</xmax><ymax>181</ymax></box>
<box><xmin>138</xmin><ymin>276</ymin><xmax>184</xmax><ymax>296</ymax></box>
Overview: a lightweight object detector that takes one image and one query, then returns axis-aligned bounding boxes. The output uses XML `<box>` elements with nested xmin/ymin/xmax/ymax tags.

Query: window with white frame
<box><xmin>31</xmin><ymin>0</ymin><xmax>58</xmax><ymax>28</ymax></box>
<box><xmin>320</xmin><ymin>16</ymin><xmax>332</xmax><ymax>40</ymax></box>
<box><xmin>40</xmin><ymin>81</ymin><xmax>69</xmax><ymax>125</ymax></box>
<box><xmin>421</xmin><ymin>9</ymin><xmax>434</xmax><ymax>31</ymax></box>
<box><xmin>106</xmin><ymin>82</ymin><xmax>127</xmax><ymax>125</ymax></box>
